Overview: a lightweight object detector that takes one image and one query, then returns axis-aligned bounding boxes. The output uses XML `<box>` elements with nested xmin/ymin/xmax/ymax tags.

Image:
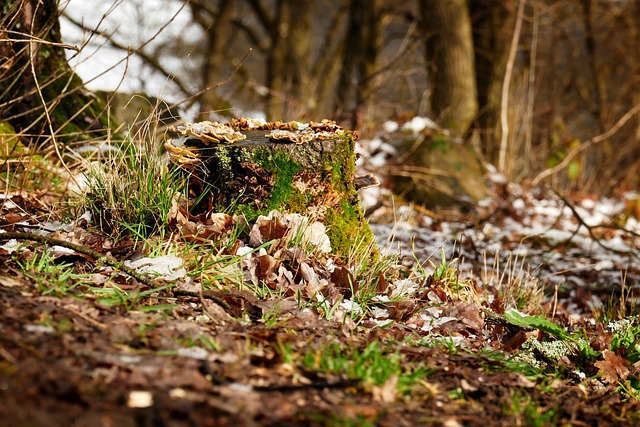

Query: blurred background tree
<box><xmin>0</xmin><ymin>0</ymin><xmax>111</xmax><ymax>148</ymax></box>
<box><xmin>179</xmin><ymin>0</ymin><xmax>640</xmax><ymax>196</ymax></box>
<box><xmin>3</xmin><ymin>0</ymin><xmax>640</xmax><ymax>199</ymax></box>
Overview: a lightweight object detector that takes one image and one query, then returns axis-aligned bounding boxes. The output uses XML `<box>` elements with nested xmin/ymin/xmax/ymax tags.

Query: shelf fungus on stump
<box><xmin>165</xmin><ymin>119</ymin><xmax>377</xmax><ymax>258</ymax></box>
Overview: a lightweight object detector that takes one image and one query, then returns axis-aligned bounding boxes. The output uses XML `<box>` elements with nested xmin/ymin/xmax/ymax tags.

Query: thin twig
<box><xmin>63</xmin><ymin>14</ymin><xmax>193</xmax><ymax>97</ymax></box>
<box><xmin>532</xmin><ymin>103</ymin><xmax>640</xmax><ymax>186</ymax></box>
<box><xmin>26</xmin><ymin>2</ymin><xmax>77</xmax><ymax>187</ymax></box>
<box><xmin>171</xmin><ymin>288</ymin><xmax>232</xmax><ymax>311</ymax></box>
<box><xmin>0</xmin><ymin>231</ymin><xmax>158</xmax><ymax>287</ymax></box>
<box><xmin>498</xmin><ymin>0</ymin><xmax>525</xmax><ymax>174</ymax></box>
<box><xmin>552</xmin><ymin>189</ymin><xmax>639</xmax><ymax>259</ymax></box>
<box><xmin>1</xmin><ymin>30</ymin><xmax>80</xmax><ymax>51</ymax></box>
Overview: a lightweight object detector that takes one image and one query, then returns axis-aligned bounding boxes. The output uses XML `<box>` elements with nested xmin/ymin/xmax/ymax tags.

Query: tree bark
<box><xmin>198</xmin><ymin>0</ymin><xmax>235</xmax><ymax>118</ymax></box>
<box><xmin>264</xmin><ymin>0</ymin><xmax>312</xmax><ymax>120</ymax></box>
<box><xmin>420</xmin><ymin>0</ymin><xmax>478</xmax><ymax>136</ymax></box>
<box><xmin>469</xmin><ymin>0</ymin><xmax>516</xmax><ymax>162</ymax></box>
<box><xmin>334</xmin><ymin>0</ymin><xmax>383</xmax><ymax>129</ymax></box>
<box><xmin>0</xmin><ymin>0</ymin><xmax>111</xmax><ymax>145</ymax></box>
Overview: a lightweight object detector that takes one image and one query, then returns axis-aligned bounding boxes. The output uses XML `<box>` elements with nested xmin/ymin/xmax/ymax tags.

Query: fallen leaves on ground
<box><xmin>2</xmin><ymin>189</ymin><xmax>640</xmax><ymax>426</ymax></box>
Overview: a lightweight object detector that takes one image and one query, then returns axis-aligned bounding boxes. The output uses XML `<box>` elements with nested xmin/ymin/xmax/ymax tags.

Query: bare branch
<box><xmin>532</xmin><ymin>103</ymin><xmax>640</xmax><ymax>186</ymax></box>
<box><xmin>62</xmin><ymin>14</ymin><xmax>193</xmax><ymax>97</ymax></box>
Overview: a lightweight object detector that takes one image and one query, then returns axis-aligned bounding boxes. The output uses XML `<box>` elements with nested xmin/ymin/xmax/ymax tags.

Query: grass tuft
<box><xmin>81</xmin><ymin>114</ymin><xmax>183</xmax><ymax>239</ymax></box>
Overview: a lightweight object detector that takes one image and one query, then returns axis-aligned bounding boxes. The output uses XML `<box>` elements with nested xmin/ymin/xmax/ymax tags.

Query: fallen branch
<box><xmin>0</xmin><ymin>231</ymin><xmax>157</xmax><ymax>287</ymax></box>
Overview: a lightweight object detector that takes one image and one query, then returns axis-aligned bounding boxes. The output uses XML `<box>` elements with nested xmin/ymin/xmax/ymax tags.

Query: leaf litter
<box><xmin>2</xmin><ymin>146</ymin><xmax>640</xmax><ymax>425</ymax></box>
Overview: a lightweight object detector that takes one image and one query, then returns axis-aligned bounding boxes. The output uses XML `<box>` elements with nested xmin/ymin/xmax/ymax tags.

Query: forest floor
<box><xmin>5</xmin><ymin>0</ymin><xmax>640</xmax><ymax>421</ymax></box>
<box><xmin>1</xmin><ymin>153</ymin><xmax>640</xmax><ymax>426</ymax></box>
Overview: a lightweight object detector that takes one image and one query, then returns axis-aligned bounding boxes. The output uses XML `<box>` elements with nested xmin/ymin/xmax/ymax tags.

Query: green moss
<box><xmin>234</xmin><ymin>203</ymin><xmax>262</xmax><ymax>222</ymax></box>
<box><xmin>0</xmin><ymin>121</ymin><xmax>25</xmax><ymax>156</ymax></box>
<box><xmin>325</xmin><ymin>199</ymin><xmax>375</xmax><ymax>258</ymax></box>
<box><xmin>255</xmin><ymin>150</ymin><xmax>303</xmax><ymax>210</ymax></box>
<box><xmin>325</xmin><ymin>135</ymin><xmax>355</xmax><ymax>194</ymax></box>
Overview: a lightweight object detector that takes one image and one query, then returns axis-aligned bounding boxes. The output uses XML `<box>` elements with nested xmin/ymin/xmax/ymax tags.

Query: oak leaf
<box><xmin>594</xmin><ymin>350</ymin><xmax>630</xmax><ymax>384</ymax></box>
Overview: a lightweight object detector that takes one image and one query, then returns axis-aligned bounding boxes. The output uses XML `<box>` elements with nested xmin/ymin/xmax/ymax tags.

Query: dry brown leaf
<box><xmin>256</xmin><ymin>254</ymin><xmax>278</xmax><ymax>281</ymax></box>
<box><xmin>331</xmin><ymin>266</ymin><xmax>356</xmax><ymax>297</ymax></box>
<box><xmin>442</xmin><ymin>302</ymin><xmax>484</xmax><ymax>332</ymax></box>
<box><xmin>209</xmin><ymin>212</ymin><xmax>234</xmax><ymax>233</ymax></box>
<box><xmin>594</xmin><ymin>350</ymin><xmax>630</xmax><ymax>384</ymax></box>
<box><xmin>372</xmin><ymin>374</ymin><xmax>398</xmax><ymax>403</ymax></box>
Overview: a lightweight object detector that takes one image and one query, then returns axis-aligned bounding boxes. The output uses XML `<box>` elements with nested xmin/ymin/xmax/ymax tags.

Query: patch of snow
<box><xmin>368</xmin><ymin>152</ymin><xmax>388</xmax><ymax>169</ymax></box>
<box><xmin>236</xmin><ymin>246</ymin><xmax>253</xmax><ymax>256</ymax></box>
<box><xmin>340</xmin><ymin>299</ymin><xmax>363</xmax><ymax>315</ymax></box>
<box><xmin>177</xmin><ymin>346</ymin><xmax>209</xmax><ymax>360</ymax></box>
<box><xmin>400</xmin><ymin>116</ymin><xmax>437</xmax><ymax>134</ymax></box>
<box><xmin>127</xmin><ymin>390</ymin><xmax>153</xmax><ymax>408</ymax></box>
<box><xmin>24</xmin><ymin>324</ymin><xmax>56</xmax><ymax>334</ymax></box>
<box><xmin>228</xmin><ymin>382</ymin><xmax>254</xmax><ymax>392</ymax></box>
<box><xmin>368</xmin><ymin>318</ymin><xmax>394</xmax><ymax>327</ymax></box>
<box><xmin>124</xmin><ymin>254</ymin><xmax>187</xmax><ymax>280</ymax></box>
<box><xmin>540</xmin><ymin>230</ymin><xmax>574</xmax><ymax>245</ymax></box>
<box><xmin>382</xmin><ymin>121</ymin><xmax>398</xmax><ymax>133</ymax></box>
<box><xmin>390</xmin><ymin>279</ymin><xmax>419</xmax><ymax>297</ymax></box>
<box><xmin>370</xmin><ymin>306</ymin><xmax>389</xmax><ymax>318</ymax></box>
<box><xmin>60</xmin><ymin>0</ymin><xmax>204</xmax><ymax>103</ymax></box>
<box><xmin>512</xmin><ymin>198</ymin><xmax>526</xmax><ymax>211</ymax></box>
<box><xmin>51</xmin><ymin>245</ymin><xmax>77</xmax><ymax>256</ymax></box>
<box><xmin>0</xmin><ymin>238</ymin><xmax>20</xmax><ymax>254</ymax></box>
<box><xmin>593</xmin><ymin>260</ymin><xmax>615</xmax><ymax>271</ymax></box>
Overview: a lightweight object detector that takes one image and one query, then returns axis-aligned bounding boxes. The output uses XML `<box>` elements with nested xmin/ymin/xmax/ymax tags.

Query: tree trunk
<box><xmin>165</xmin><ymin>120</ymin><xmax>375</xmax><ymax>258</ymax></box>
<box><xmin>334</xmin><ymin>0</ymin><xmax>383</xmax><ymax>129</ymax></box>
<box><xmin>0</xmin><ymin>0</ymin><xmax>111</xmax><ymax>146</ymax></box>
<box><xmin>420</xmin><ymin>0</ymin><xmax>478</xmax><ymax>136</ymax></box>
<box><xmin>265</xmin><ymin>0</ymin><xmax>312</xmax><ymax>120</ymax></box>
<box><xmin>469</xmin><ymin>0</ymin><xmax>516</xmax><ymax>162</ymax></box>
<box><xmin>198</xmin><ymin>0</ymin><xmax>235</xmax><ymax>118</ymax></box>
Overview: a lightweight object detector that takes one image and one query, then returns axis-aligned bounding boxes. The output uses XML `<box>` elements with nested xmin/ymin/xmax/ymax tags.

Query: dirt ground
<box><xmin>1</xmin><ymin>265</ymin><xmax>639</xmax><ymax>426</ymax></box>
<box><xmin>1</xmin><ymin>192</ymin><xmax>640</xmax><ymax>426</ymax></box>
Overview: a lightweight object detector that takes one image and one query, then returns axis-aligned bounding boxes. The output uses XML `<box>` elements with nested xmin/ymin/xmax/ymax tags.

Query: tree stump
<box><xmin>165</xmin><ymin>119</ymin><xmax>376</xmax><ymax>258</ymax></box>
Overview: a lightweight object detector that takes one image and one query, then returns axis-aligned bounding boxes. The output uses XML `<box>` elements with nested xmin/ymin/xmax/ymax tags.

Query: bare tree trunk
<box><xmin>334</xmin><ymin>0</ymin><xmax>382</xmax><ymax>129</ymax></box>
<box><xmin>309</xmin><ymin>4</ymin><xmax>349</xmax><ymax>119</ymax></box>
<box><xmin>469</xmin><ymin>0</ymin><xmax>516</xmax><ymax>162</ymax></box>
<box><xmin>0</xmin><ymin>0</ymin><xmax>110</xmax><ymax>145</ymax></box>
<box><xmin>264</xmin><ymin>0</ymin><xmax>311</xmax><ymax>120</ymax></box>
<box><xmin>198</xmin><ymin>0</ymin><xmax>235</xmax><ymax>118</ymax></box>
<box><xmin>420</xmin><ymin>0</ymin><xmax>478</xmax><ymax>136</ymax></box>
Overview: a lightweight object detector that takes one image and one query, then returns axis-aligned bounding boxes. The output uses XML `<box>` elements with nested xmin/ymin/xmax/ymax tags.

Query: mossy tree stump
<box><xmin>165</xmin><ymin>119</ymin><xmax>376</xmax><ymax>258</ymax></box>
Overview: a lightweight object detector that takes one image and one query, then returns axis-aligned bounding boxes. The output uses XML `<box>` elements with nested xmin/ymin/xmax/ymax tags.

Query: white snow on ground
<box><xmin>356</xmin><ymin>120</ymin><xmax>640</xmax><ymax>317</ymax></box>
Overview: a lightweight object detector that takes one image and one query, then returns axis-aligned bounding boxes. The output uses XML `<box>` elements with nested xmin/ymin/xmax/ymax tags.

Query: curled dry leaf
<box><xmin>594</xmin><ymin>350</ymin><xmax>630</xmax><ymax>384</ymax></box>
<box><xmin>331</xmin><ymin>266</ymin><xmax>356</xmax><ymax>297</ymax></box>
<box><xmin>249</xmin><ymin>211</ymin><xmax>331</xmax><ymax>254</ymax></box>
<box><xmin>372</xmin><ymin>374</ymin><xmax>398</xmax><ymax>403</ymax></box>
<box><xmin>256</xmin><ymin>253</ymin><xmax>278</xmax><ymax>285</ymax></box>
<box><xmin>209</xmin><ymin>213</ymin><xmax>234</xmax><ymax>234</ymax></box>
<box><xmin>171</xmin><ymin>207</ymin><xmax>235</xmax><ymax>243</ymax></box>
<box><xmin>250</xmin><ymin>212</ymin><xmax>289</xmax><ymax>245</ymax></box>
<box><xmin>301</xmin><ymin>262</ymin><xmax>327</xmax><ymax>298</ymax></box>
<box><xmin>442</xmin><ymin>302</ymin><xmax>484</xmax><ymax>332</ymax></box>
